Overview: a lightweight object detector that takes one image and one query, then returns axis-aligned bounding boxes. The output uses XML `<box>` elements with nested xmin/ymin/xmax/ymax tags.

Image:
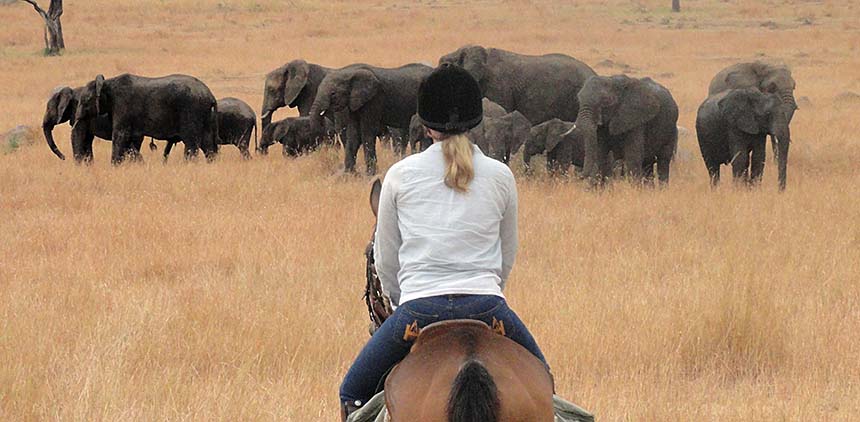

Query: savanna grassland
<box><xmin>1</xmin><ymin>0</ymin><xmax>860</xmax><ymax>420</ymax></box>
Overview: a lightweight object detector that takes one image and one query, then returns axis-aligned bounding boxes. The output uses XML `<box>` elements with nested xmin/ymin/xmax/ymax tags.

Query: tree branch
<box><xmin>21</xmin><ymin>0</ymin><xmax>48</xmax><ymax>20</ymax></box>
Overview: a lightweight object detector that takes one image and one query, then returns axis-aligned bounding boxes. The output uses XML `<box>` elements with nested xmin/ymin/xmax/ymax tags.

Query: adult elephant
<box><xmin>75</xmin><ymin>74</ymin><xmax>219</xmax><ymax>164</ymax></box>
<box><xmin>261</xmin><ymin>59</ymin><xmax>332</xmax><ymax>129</ymax></box>
<box><xmin>577</xmin><ymin>75</ymin><xmax>679</xmax><ymax>185</ymax></box>
<box><xmin>708</xmin><ymin>61</ymin><xmax>797</xmax><ymax>161</ymax></box>
<box><xmin>42</xmin><ymin>86</ymin><xmax>121</xmax><ymax>163</ymax></box>
<box><xmin>159</xmin><ymin>97</ymin><xmax>257</xmax><ymax>160</ymax></box>
<box><xmin>438</xmin><ymin>45</ymin><xmax>596</xmax><ymax>124</ymax></box>
<box><xmin>524</xmin><ymin>118</ymin><xmax>584</xmax><ymax>174</ymax></box>
<box><xmin>696</xmin><ymin>88</ymin><xmax>791</xmax><ymax>190</ymax></box>
<box><xmin>409</xmin><ymin>98</ymin><xmax>507</xmax><ymax>155</ymax></box>
<box><xmin>309</xmin><ymin>63</ymin><xmax>433</xmax><ymax>174</ymax></box>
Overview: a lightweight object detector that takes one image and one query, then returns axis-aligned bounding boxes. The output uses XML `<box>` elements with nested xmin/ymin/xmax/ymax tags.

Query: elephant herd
<box><xmin>42</xmin><ymin>45</ymin><xmax>798</xmax><ymax>190</ymax></box>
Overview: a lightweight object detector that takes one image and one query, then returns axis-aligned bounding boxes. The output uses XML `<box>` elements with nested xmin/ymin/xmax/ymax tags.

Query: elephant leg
<box><xmin>127</xmin><ymin>136</ymin><xmax>144</xmax><ymax>162</ymax></box>
<box><xmin>184</xmin><ymin>140</ymin><xmax>199</xmax><ymax>161</ymax></box>
<box><xmin>71</xmin><ymin>124</ymin><xmax>94</xmax><ymax>164</ymax></box>
<box><xmin>343</xmin><ymin>120</ymin><xmax>360</xmax><ymax>173</ymax></box>
<box><xmin>707</xmin><ymin>162</ymin><xmax>721</xmax><ymax>188</ymax></box>
<box><xmin>360</xmin><ymin>121</ymin><xmax>380</xmax><ymax>175</ymax></box>
<box><xmin>730</xmin><ymin>145</ymin><xmax>750</xmax><ymax>185</ymax></box>
<box><xmin>656</xmin><ymin>141</ymin><xmax>674</xmax><ymax>186</ymax></box>
<box><xmin>749</xmin><ymin>137</ymin><xmax>766</xmax><ymax>185</ymax></box>
<box><xmin>163</xmin><ymin>141</ymin><xmax>175</xmax><ymax>162</ymax></box>
<box><xmin>149</xmin><ymin>138</ymin><xmax>157</xmax><ymax>152</ymax></box>
<box><xmin>622</xmin><ymin>132</ymin><xmax>645</xmax><ymax>183</ymax></box>
<box><xmin>239</xmin><ymin>132</ymin><xmax>252</xmax><ymax>160</ymax></box>
<box><xmin>642</xmin><ymin>161</ymin><xmax>656</xmax><ymax>187</ymax></box>
<box><xmin>111</xmin><ymin>130</ymin><xmax>132</xmax><ymax>165</ymax></box>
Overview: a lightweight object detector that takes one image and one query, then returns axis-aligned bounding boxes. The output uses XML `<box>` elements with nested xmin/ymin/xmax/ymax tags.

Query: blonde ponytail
<box><xmin>441</xmin><ymin>134</ymin><xmax>474</xmax><ymax>192</ymax></box>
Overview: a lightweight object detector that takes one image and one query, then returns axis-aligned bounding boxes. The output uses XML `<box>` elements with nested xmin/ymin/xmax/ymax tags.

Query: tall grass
<box><xmin>1</xmin><ymin>0</ymin><xmax>859</xmax><ymax>420</ymax></box>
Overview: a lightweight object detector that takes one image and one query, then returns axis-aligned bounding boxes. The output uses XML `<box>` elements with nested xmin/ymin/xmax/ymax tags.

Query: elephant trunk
<box><xmin>576</xmin><ymin>107</ymin><xmax>600</xmax><ymax>182</ymax></box>
<box><xmin>42</xmin><ymin>119</ymin><xmax>66</xmax><ymax>160</ymax></box>
<box><xmin>773</xmin><ymin>125</ymin><xmax>790</xmax><ymax>191</ymax></box>
<box><xmin>779</xmin><ymin>90</ymin><xmax>797</xmax><ymax>121</ymax></box>
<box><xmin>261</xmin><ymin>112</ymin><xmax>273</xmax><ymax>133</ymax></box>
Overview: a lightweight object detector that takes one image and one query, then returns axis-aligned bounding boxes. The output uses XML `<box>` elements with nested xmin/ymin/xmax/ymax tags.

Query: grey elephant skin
<box><xmin>261</xmin><ymin>59</ymin><xmax>350</xmax><ymax>145</ymax></box>
<box><xmin>408</xmin><ymin>98</ymin><xmax>508</xmax><ymax>156</ymax></box>
<box><xmin>75</xmin><ymin>74</ymin><xmax>220</xmax><ymax>164</ymax></box>
<box><xmin>259</xmin><ymin>116</ymin><xmax>327</xmax><ymax>157</ymax></box>
<box><xmin>439</xmin><ymin>45</ymin><xmax>596</xmax><ymax>124</ymax></box>
<box><xmin>43</xmin><ymin>86</ymin><xmax>130</xmax><ymax>163</ymax></box>
<box><xmin>525</xmin><ymin>118</ymin><xmax>585</xmax><ymax>174</ymax></box>
<box><xmin>470</xmin><ymin>110</ymin><xmax>532</xmax><ymax>165</ymax></box>
<box><xmin>696</xmin><ymin>88</ymin><xmax>791</xmax><ymax>190</ymax></box>
<box><xmin>310</xmin><ymin>63</ymin><xmax>433</xmax><ymax>174</ymax></box>
<box><xmin>160</xmin><ymin>97</ymin><xmax>257</xmax><ymax>161</ymax></box>
<box><xmin>708</xmin><ymin>61</ymin><xmax>797</xmax><ymax>163</ymax></box>
<box><xmin>577</xmin><ymin>75</ymin><xmax>679</xmax><ymax>185</ymax></box>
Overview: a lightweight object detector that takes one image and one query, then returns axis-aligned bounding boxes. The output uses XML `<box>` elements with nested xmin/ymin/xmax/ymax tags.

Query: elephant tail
<box><xmin>211</xmin><ymin>103</ymin><xmax>221</xmax><ymax>153</ymax></box>
<box><xmin>253</xmin><ymin>119</ymin><xmax>258</xmax><ymax>153</ymax></box>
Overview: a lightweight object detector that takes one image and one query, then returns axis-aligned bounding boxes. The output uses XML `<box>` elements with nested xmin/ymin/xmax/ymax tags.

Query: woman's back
<box><xmin>376</xmin><ymin>142</ymin><xmax>517</xmax><ymax>305</ymax></box>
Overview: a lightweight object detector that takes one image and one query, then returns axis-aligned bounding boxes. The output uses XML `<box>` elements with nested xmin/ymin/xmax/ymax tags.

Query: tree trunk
<box><xmin>21</xmin><ymin>0</ymin><xmax>64</xmax><ymax>55</ymax></box>
<box><xmin>672</xmin><ymin>0</ymin><xmax>680</xmax><ymax>12</ymax></box>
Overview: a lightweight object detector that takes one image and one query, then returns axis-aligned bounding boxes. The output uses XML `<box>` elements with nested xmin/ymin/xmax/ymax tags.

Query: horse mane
<box><xmin>446</xmin><ymin>359</ymin><xmax>500</xmax><ymax>422</ymax></box>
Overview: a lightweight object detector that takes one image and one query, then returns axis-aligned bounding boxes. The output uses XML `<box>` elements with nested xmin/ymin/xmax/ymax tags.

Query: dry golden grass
<box><xmin>1</xmin><ymin>0</ymin><xmax>860</xmax><ymax>420</ymax></box>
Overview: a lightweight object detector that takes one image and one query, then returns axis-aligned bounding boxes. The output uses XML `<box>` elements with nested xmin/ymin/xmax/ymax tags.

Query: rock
<box><xmin>1</xmin><ymin>125</ymin><xmax>38</xmax><ymax>154</ymax></box>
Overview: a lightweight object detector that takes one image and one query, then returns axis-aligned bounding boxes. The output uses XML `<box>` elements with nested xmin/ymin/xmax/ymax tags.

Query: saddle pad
<box><xmin>347</xmin><ymin>391</ymin><xmax>594</xmax><ymax>422</ymax></box>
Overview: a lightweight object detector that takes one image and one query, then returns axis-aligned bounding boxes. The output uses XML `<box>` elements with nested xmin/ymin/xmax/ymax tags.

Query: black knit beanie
<box><xmin>417</xmin><ymin>63</ymin><xmax>483</xmax><ymax>134</ymax></box>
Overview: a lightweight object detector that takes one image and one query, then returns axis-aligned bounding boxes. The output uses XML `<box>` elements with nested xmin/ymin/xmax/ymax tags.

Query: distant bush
<box><xmin>1</xmin><ymin>125</ymin><xmax>38</xmax><ymax>154</ymax></box>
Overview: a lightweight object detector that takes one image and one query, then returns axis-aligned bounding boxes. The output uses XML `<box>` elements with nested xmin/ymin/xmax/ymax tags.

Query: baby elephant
<box><xmin>524</xmin><ymin>118</ymin><xmax>584</xmax><ymax>175</ymax></box>
<box><xmin>157</xmin><ymin>97</ymin><xmax>257</xmax><ymax>160</ymax></box>
<box><xmin>259</xmin><ymin>116</ymin><xmax>326</xmax><ymax>157</ymax></box>
<box><xmin>696</xmin><ymin>88</ymin><xmax>791</xmax><ymax>190</ymax></box>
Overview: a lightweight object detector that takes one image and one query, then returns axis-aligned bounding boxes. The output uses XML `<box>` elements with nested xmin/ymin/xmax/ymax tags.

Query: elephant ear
<box><xmin>608</xmin><ymin>78</ymin><xmax>660</xmax><ymax>136</ymax></box>
<box><xmin>507</xmin><ymin>111</ymin><xmax>531</xmax><ymax>155</ymax></box>
<box><xmin>724</xmin><ymin>68</ymin><xmax>756</xmax><ymax>90</ymax></box>
<box><xmin>284</xmin><ymin>60</ymin><xmax>310</xmax><ymax>107</ymax></box>
<box><xmin>461</xmin><ymin>45</ymin><xmax>488</xmax><ymax>85</ymax></box>
<box><xmin>94</xmin><ymin>74</ymin><xmax>105</xmax><ymax>114</ymax></box>
<box><xmin>349</xmin><ymin>69</ymin><xmax>379</xmax><ymax>112</ymax></box>
<box><xmin>55</xmin><ymin>87</ymin><xmax>75</xmax><ymax>125</ymax></box>
<box><xmin>546</xmin><ymin>119</ymin><xmax>570</xmax><ymax>153</ymax></box>
<box><xmin>718</xmin><ymin>90</ymin><xmax>759</xmax><ymax>135</ymax></box>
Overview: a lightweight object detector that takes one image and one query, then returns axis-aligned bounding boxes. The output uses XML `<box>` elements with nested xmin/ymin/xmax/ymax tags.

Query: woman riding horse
<box><xmin>339</xmin><ymin>64</ymin><xmax>549</xmax><ymax>420</ymax></box>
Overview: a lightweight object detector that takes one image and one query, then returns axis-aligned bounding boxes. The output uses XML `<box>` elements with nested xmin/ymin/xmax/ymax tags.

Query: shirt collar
<box><xmin>425</xmin><ymin>140</ymin><xmax>485</xmax><ymax>156</ymax></box>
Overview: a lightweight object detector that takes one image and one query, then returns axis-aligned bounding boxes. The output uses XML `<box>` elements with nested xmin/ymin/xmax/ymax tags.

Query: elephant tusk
<box><xmin>729</xmin><ymin>151</ymin><xmax>743</xmax><ymax>165</ymax></box>
<box><xmin>560</xmin><ymin>124</ymin><xmax>577</xmax><ymax>137</ymax></box>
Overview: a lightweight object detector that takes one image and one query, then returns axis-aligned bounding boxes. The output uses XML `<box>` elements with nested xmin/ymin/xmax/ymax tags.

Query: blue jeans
<box><xmin>339</xmin><ymin>294</ymin><xmax>548</xmax><ymax>406</ymax></box>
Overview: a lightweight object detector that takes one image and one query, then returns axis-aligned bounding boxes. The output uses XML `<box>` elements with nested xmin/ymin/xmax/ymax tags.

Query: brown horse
<box><xmin>363</xmin><ymin>180</ymin><xmax>554</xmax><ymax>422</ymax></box>
<box><xmin>384</xmin><ymin>320</ymin><xmax>555</xmax><ymax>422</ymax></box>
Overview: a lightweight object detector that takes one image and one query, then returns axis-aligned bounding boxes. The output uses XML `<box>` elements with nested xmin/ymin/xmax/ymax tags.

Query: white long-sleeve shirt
<box><xmin>374</xmin><ymin>142</ymin><xmax>518</xmax><ymax>306</ymax></box>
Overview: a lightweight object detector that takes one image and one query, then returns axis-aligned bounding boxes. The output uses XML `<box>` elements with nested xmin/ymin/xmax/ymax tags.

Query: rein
<box><xmin>364</xmin><ymin>235</ymin><xmax>393</xmax><ymax>333</ymax></box>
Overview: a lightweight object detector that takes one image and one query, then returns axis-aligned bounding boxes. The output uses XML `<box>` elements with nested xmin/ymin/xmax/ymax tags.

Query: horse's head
<box><xmin>364</xmin><ymin>178</ymin><xmax>392</xmax><ymax>334</ymax></box>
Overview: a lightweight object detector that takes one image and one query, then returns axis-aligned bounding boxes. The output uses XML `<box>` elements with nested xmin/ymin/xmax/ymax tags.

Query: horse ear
<box><xmin>283</xmin><ymin>61</ymin><xmax>309</xmax><ymax>107</ymax></box>
<box><xmin>608</xmin><ymin>78</ymin><xmax>660</xmax><ymax>136</ymax></box>
<box><xmin>370</xmin><ymin>178</ymin><xmax>382</xmax><ymax>218</ymax></box>
<box><xmin>349</xmin><ymin>70</ymin><xmax>379</xmax><ymax>112</ymax></box>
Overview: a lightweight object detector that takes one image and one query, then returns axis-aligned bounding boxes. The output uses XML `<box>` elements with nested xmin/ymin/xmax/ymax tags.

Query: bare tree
<box><xmin>21</xmin><ymin>0</ymin><xmax>64</xmax><ymax>55</ymax></box>
<box><xmin>672</xmin><ymin>0</ymin><xmax>680</xmax><ymax>12</ymax></box>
